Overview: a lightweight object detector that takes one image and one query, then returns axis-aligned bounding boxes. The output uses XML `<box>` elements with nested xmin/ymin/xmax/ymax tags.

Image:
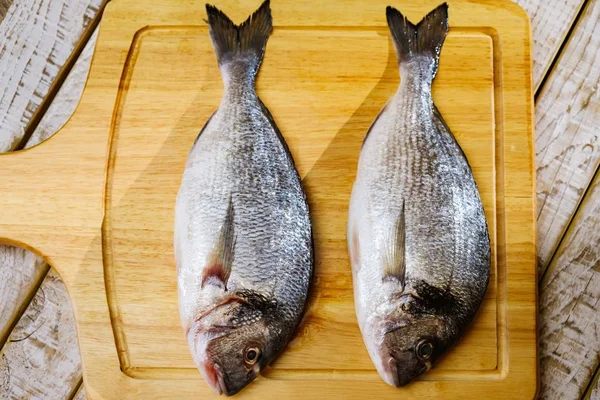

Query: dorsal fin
<box><xmin>382</xmin><ymin>202</ymin><xmax>406</xmax><ymax>289</ymax></box>
<box><xmin>202</xmin><ymin>196</ymin><xmax>236</xmax><ymax>290</ymax></box>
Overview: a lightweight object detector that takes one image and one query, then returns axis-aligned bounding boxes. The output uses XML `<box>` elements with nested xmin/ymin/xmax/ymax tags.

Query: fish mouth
<box><xmin>384</xmin><ymin>356</ymin><xmax>429</xmax><ymax>387</ymax></box>
<box><xmin>199</xmin><ymin>360</ymin><xmax>228</xmax><ymax>395</ymax></box>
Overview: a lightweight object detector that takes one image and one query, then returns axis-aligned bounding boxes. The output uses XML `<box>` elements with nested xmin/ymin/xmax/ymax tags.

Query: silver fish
<box><xmin>347</xmin><ymin>3</ymin><xmax>490</xmax><ymax>387</ymax></box>
<box><xmin>174</xmin><ymin>0</ymin><xmax>313</xmax><ymax>395</ymax></box>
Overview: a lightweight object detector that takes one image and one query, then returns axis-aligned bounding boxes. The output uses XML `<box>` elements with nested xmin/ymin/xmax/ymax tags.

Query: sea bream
<box><xmin>347</xmin><ymin>3</ymin><xmax>490</xmax><ymax>387</ymax></box>
<box><xmin>174</xmin><ymin>0</ymin><xmax>313</xmax><ymax>395</ymax></box>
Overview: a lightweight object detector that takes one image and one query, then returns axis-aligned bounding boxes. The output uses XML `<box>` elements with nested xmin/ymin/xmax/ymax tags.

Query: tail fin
<box><xmin>386</xmin><ymin>3</ymin><xmax>449</xmax><ymax>77</ymax></box>
<box><xmin>205</xmin><ymin>0</ymin><xmax>272</xmax><ymax>71</ymax></box>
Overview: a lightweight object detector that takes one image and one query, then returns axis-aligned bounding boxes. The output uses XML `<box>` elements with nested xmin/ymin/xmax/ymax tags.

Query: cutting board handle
<box><xmin>0</xmin><ymin>1</ymin><xmax>130</xmax><ymax>273</ymax></box>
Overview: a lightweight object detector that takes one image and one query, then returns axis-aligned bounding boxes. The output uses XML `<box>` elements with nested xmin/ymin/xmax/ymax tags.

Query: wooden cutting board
<box><xmin>0</xmin><ymin>0</ymin><xmax>536</xmax><ymax>398</ymax></box>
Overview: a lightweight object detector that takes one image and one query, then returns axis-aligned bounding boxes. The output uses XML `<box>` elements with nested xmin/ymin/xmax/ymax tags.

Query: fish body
<box><xmin>347</xmin><ymin>3</ymin><xmax>490</xmax><ymax>387</ymax></box>
<box><xmin>174</xmin><ymin>0</ymin><xmax>313</xmax><ymax>395</ymax></box>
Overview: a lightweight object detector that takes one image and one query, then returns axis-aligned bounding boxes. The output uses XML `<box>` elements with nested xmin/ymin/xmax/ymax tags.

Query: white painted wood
<box><xmin>539</xmin><ymin>171</ymin><xmax>600</xmax><ymax>400</ymax></box>
<box><xmin>0</xmin><ymin>246</ymin><xmax>46</xmax><ymax>343</ymax></box>
<box><xmin>533</xmin><ymin>0</ymin><xmax>600</xmax><ymax>272</ymax></box>
<box><xmin>27</xmin><ymin>27</ymin><xmax>99</xmax><ymax>149</ymax></box>
<box><xmin>588</xmin><ymin>368</ymin><xmax>600</xmax><ymax>400</ymax></box>
<box><xmin>0</xmin><ymin>270</ymin><xmax>82</xmax><ymax>400</ymax></box>
<box><xmin>0</xmin><ymin>0</ymin><xmax>102</xmax><ymax>152</ymax></box>
<box><xmin>514</xmin><ymin>0</ymin><xmax>586</xmax><ymax>89</ymax></box>
<box><xmin>73</xmin><ymin>385</ymin><xmax>86</xmax><ymax>400</ymax></box>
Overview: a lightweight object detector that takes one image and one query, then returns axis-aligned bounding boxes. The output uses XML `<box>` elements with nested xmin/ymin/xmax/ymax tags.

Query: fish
<box><xmin>346</xmin><ymin>3</ymin><xmax>490</xmax><ymax>387</ymax></box>
<box><xmin>174</xmin><ymin>0</ymin><xmax>314</xmax><ymax>395</ymax></box>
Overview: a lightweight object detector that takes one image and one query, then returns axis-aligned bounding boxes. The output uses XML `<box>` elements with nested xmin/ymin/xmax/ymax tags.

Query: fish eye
<box><xmin>415</xmin><ymin>340</ymin><xmax>433</xmax><ymax>360</ymax></box>
<box><xmin>244</xmin><ymin>347</ymin><xmax>261</xmax><ymax>366</ymax></box>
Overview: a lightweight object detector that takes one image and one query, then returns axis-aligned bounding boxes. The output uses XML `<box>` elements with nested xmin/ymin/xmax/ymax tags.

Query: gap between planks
<box><xmin>532</xmin><ymin>0</ymin><xmax>589</xmax><ymax>98</ymax></box>
<box><xmin>15</xmin><ymin>0</ymin><xmax>110</xmax><ymax>150</ymax></box>
<box><xmin>535</xmin><ymin>0</ymin><xmax>600</xmax><ymax>277</ymax></box>
<box><xmin>67</xmin><ymin>377</ymin><xmax>85</xmax><ymax>400</ymax></box>
<box><xmin>583</xmin><ymin>362</ymin><xmax>600</xmax><ymax>399</ymax></box>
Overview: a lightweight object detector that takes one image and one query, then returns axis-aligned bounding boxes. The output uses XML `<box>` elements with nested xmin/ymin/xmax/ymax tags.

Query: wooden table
<box><xmin>0</xmin><ymin>0</ymin><xmax>597</xmax><ymax>399</ymax></box>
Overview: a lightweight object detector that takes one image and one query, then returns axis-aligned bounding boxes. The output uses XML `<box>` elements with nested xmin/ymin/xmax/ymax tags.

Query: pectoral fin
<box><xmin>382</xmin><ymin>202</ymin><xmax>406</xmax><ymax>289</ymax></box>
<box><xmin>202</xmin><ymin>197</ymin><xmax>236</xmax><ymax>290</ymax></box>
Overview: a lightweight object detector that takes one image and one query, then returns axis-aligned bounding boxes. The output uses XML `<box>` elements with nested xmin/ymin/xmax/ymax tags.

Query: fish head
<box><xmin>379</xmin><ymin>315</ymin><xmax>448</xmax><ymax>387</ymax></box>
<box><xmin>188</xmin><ymin>293</ymin><xmax>284</xmax><ymax>396</ymax></box>
<box><xmin>367</xmin><ymin>295</ymin><xmax>453</xmax><ymax>387</ymax></box>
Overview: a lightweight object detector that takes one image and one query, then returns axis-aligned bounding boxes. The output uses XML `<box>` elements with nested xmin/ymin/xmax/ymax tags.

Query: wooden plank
<box><xmin>533</xmin><ymin>0</ymin><xmax>600</xmax><ymax>272</ymax></box>
<box><xmin>27</xmin><ymin>26</ymin><xmax>99</xmax><ymax>148</ymax></box>
<box><xmin>73</xmin><ymin>384</ymin><xmax>86</xmax><ymax>400</ymax></box>
<box><xmin>0</xmin><ymin>0</ymin><xmax>13</xmax><ymax>21</ymax></box>
<box><xmin>584</xmin><ymin>365</ymin><xmax>600</xmax><ymax>399</ymax></box>
<box><xmin>0</xmin><ymin>246</ymin><xmax>46</xmax><ymax>344</ymax></box>
<box><xmin>0</xmin><ymin>0</ymin><xmax>103</xmax><ymax>152</ymax></box>
<box><xmin>514</xmin><ymin>0</ymin><xmax>586</xmax><ymax>89</ymax></box>
<box><xmin>539</xmin><ymin>170</ymin><xmax>600</xmax><ymax>400</ymax></box>
<box><xmin>0</xmin><ymin>270</ymin><xmax>81</xmax><ymax>400</ymax></box>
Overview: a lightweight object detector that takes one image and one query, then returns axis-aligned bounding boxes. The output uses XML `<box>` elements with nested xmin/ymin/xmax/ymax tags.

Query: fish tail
<box><xmin>386</xmin><ymin>3</ymin><xmax>449</xmax><ymax>78</ymax></box>
<box><xmin>205</xmin><ymin>0</ymin><xmax>272</xmax><ymax>77</ymax></box>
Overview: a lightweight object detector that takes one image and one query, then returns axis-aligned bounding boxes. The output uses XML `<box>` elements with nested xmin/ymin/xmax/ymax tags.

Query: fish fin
<box><xmin>382</xmin><ymin>202</ymin><xmax>406</xmax><ymax>288</ymax></box>
<box><xmin>192</xmin><ymin>110</ymin><xmax>216</xmax><ymax>148</ymax></box>
<box><xmin>386</xmin><ymin>3</ymin><xmax>449</xmax><ymax>77</ymax></box>
<box><xmin>257</xmin><ymin>98</ymin><xmax>295</xmax><ymax>162</ymax></box>
<box><xmin>202</xmin><ymin>196</ymin><xmax>236</xmax><ymax>290</ymax></box>
<box><xmin>205</xmin><ymin>0</ymin><xmax>272</xmax><ymax>70</ymax></box>
<box><xmin>362</xmin><ymin>101</ymin><xmax>388</xmax><ymax>147</ymax></box>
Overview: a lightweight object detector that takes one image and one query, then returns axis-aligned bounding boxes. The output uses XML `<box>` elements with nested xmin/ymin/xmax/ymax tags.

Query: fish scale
<box><xmin>175</xmin><ymin>0</ymin><xmax>313</xmax><ymax>396</ymax></box>
<box><xmin>347</xmin><ymin>3</ymin><xmax>490</xmax><ymax>387</ymax></box>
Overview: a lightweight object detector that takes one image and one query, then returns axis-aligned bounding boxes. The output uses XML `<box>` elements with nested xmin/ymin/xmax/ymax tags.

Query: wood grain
<box><xmin>586</xmin><ymin>366</ymin><xmax>600</xmax><ymax>400</ymax></box>
<box><xmin>0</xmin><ymin>25</ymin><xmax>100</xmax><ymax>400</ymax></box>
<box><xmin>539</xmin><ymin>171</ymin><xmax>600</xmax><ymax>400</ymax></box>
<box><xmin>0</xmin><ymin>246</ymin><xmax>46</xmax><ymax>345</ymax></box>
<box><xmin>0</xmin><ymin>0</ymin><xmax>103</xmax><ymax>152</ymax></box>
<box><xmin>27</xmin><ymin>27</ymin><xmax>99</xmax><ymax>149</ymax></box>
<box><xmin>0</xmin><ymin>0</ymin><xmax>535</xmax><ymax>398</ymax></box>
<box><xmin>0</xmin><ymin>270</ymin><xmax>81</xmax><ymax>400</ymax></box>
<box><xmin>0</xmin><ymin>2</ymin><xmax>103</xmax><ymax>399</ymax></box>
<box><xmin>73</xmin><ymin>385</ymin><xmax>86</xmax><ymax>400</ymax></box>
<box><xmin>534</xmin><ymin>0</ymin><xmax>600</xmax><ymax>272</ymax></box>
<box><xmin>514</xmin><ymin>0</ymin><xmax>586</xmax><ymax>89</ymax></box>
<box><xmin>0</xmin><ymin>0</ymin><xmax>13</xmax><ymax>21</ymax></box>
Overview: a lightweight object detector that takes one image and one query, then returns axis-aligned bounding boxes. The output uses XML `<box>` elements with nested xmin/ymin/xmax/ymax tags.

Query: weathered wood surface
<box><xmin>534</xmin><ymin>0</ymin><xmax>600</xmax><ymax>273</ymax></box>
<box><xmin>27</xmin><ymin>27</ymin><xmax>100</xmax><ymax>149</ymax></box>
<box><xmin>0</xmin><ymin>0</ymin><xmax>12</xmax><ymax>21</ymax></box>
<box><xmin>0</xmin><ymin>270</ymin><xmax>82</xmax><ymax>399</ymax></box>
<box><xmin>0</xmin><ymin>247</ymin><xmax>47</xmax><ymax>346</ymax></box>
<box><xmin>0</xmin><ymin>0</ymin><xmax>102</xmax><ymax>152</ymax></box>
<box><xmin>587</xmin><ymin>367</ymin><xmax>600</xmax><ymax>400</ymax></box>
<box><xmin>74</xmin><ymin>385</ymin><xmax>86</xmax><ymax>400</ymax></box>
<box><xmin>539</xmin><ymin>170</ymin><xmax>600</xmax><ymax>400</ymax></box>
<box><xmin>514</xmin><ymin>0</ymin><xmax>586</xmax><ymax>90</ymax></box>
